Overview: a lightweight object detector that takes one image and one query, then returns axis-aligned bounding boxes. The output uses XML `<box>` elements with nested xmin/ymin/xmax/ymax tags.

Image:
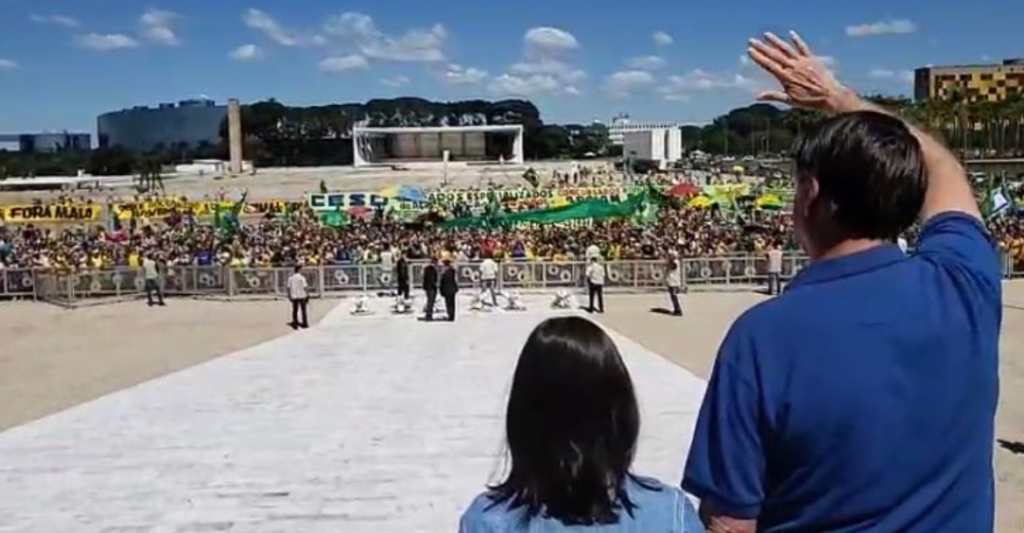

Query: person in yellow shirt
<box><xmin>127</xmin><ymin>251</ymin><xmax>140</xmax><ymax>268</ymax></box>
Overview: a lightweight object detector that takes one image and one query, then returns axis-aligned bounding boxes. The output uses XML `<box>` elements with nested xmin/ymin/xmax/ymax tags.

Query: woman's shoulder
<box><xmin>626</xmin><ymin>476</ymin><xmax>704</xmax><ymax>532</ymax></box>
<box><xmin>459</xmin><ymin>492</ymin><xmax>516</xmax><ymax>533</ymax></box>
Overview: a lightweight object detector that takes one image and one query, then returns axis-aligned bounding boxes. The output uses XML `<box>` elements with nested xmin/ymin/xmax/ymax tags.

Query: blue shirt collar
<box><xmin>787</xmin><ymin>244</ymin><xmax>906</xmax><ymax>291</ymax></box>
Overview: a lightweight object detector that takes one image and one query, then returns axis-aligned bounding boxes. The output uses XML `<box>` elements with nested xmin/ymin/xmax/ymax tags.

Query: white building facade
<box><xmin>623</xmin><ymin>128</ymin><xmax>683</xmax><ymax>170</ymax></box>
<box><xmin>608</xmin><ymin>115</ymin><xmax>683</xmax><ymax>146</ymax></box>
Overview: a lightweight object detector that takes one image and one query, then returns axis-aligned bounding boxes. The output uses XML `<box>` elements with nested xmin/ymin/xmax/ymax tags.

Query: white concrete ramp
<box><xmin>0</xmin><ymin>297</ymin><xmax>706</xmax><ymax>533</ymax></box>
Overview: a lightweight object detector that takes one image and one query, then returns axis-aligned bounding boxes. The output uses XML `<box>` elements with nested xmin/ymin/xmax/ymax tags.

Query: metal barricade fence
<box><xmin>6</xmin><ymin>251</ymin><xmax>1023</xmax><ymax>306</ymax></box>
<box><xmin>0</xmin><ymin>269</ymin><xmax>37</xmax><ymax>299</ymax></box>
<box><xmin>1002</xmin><ymin>250</ymin><xmax>1024</xmax><ymax>279</ymax></box>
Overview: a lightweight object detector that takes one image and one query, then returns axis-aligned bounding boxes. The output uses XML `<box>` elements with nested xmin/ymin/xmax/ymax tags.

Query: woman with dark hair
<box><xmin>459</xmin><ymin>316</ymin><xmax>703</xmax><ymax>533</ymax></box>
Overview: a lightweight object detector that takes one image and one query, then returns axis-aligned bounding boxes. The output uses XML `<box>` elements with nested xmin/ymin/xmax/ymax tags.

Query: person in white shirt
<box><xmin>585</xmin><ymin>257</ymin><xmax>605</xmax><ymax>313</ymax></box>
<box><xmin>287</xmin><ymin>265</ymin><xmax>310</xmax><ymax>329</ymax></box>
<box><xmin>767</xmin><ymin>245</ymin><xmax>784</xmax><ymax>296</ymax></box>
<box><xmin>585</xmin><ymin>244</ymin><xmax>602</xmax><ymax>262</ymax></box>
<box><xmin>666</xmin><ymin>254</ymin><xmax>683</xmax><ymax>316</ymax></box>
<box><xmin>379</xmin><ymin>246</ymin><xmax>395</xmax><ymax>290</ymax></box>
<box><xmin>141</xmin><ymin>253</ymin><xmax>164</xmax><ymax>307</ymax></box>
<box><xmin>479</xmin><ymin>256</ymin><xmax>499</xmax><ymax>306</ymax></box>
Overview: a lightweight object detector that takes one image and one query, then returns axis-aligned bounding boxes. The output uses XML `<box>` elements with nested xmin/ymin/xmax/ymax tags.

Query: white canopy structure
<box><xmin>352</xmin><ymin>125</ymin><xmax>524</xmax><ymax>168</ymax></box>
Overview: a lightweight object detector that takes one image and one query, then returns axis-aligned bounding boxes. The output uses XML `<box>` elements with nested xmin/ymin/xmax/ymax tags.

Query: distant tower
<box><xmin>228</xmin><ymin>99</ymin><xmax>243</xmax><ymax>175</ymax></box>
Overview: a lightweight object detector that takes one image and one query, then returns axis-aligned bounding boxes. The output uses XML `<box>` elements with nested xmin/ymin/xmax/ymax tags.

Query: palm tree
<box><xmin>1003</xmin><ymin>93</ymin><xmax>1024</xmax><ymax>156</ymax></box>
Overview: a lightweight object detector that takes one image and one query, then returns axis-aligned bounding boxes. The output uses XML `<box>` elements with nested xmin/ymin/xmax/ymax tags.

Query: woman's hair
<box><xmin>489</xmin><ymin>316</ymin><xmax>652</xmax><ymax>525</ymax></box>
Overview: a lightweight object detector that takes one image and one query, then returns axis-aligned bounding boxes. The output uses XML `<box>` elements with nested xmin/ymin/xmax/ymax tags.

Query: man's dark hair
<box><xmin>293</xmin><ymin>264</ymin><xmax>302</xmax><ymax>273</ymax></box>
<box><xmin>488</xmin><ymin>316</ymin><xmax>657</xmax><ymax>526</ymax></box>
<box><xmin>791</xmin><ymin>111</ymin><xmax>927</xmax><ymax>243</ymax></box>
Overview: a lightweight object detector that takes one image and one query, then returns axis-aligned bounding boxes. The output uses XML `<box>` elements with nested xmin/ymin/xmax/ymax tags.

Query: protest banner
<box><xmin>0</xmin><ymin>204</ymin><xmax>102</xmax><ymax>223</ymax></box>
<box><xmin>426</xmin><ymin>186</ymin><xmax>641</xmax><ymax>210</ymax></box>
<box><xmin>307</xmin><ymin>192</ymin><xmax>421</xmax><ymax>213</ymax></box>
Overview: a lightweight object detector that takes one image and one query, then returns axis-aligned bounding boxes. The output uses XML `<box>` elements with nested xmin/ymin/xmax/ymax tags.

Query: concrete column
<box><xmin>228</xmin><ymin>99</ymin><xmax>243</xmax><ymax>175</ymax></box>
<box><xmin>513</xmin><ymin>127</ymin><xmax>524</xmax><ymax>164</ymax></box>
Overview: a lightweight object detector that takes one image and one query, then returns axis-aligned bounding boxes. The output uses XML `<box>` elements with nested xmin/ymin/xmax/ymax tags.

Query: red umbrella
<box><xmin>348</xmin><ymin>205</ymin><xmax>374</xmax><ymax>218</ymax></box>
<box><xmin>667</xmin><ymin>182</ymin><xmax>700</xmax><ymax>197</ymax></box>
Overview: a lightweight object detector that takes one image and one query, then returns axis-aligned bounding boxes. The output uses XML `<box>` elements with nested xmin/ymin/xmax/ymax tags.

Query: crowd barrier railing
<box><xmin>3</xmin><ymin>251</ymin><xmax>1022</xmax><ymax>305</ymax></box>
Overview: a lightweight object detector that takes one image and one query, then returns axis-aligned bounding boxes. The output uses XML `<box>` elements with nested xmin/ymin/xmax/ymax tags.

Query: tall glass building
<box><xmin>97</xmin><ymin>99</ymin><xmax>227</xmax><ymax>151</ymax></box>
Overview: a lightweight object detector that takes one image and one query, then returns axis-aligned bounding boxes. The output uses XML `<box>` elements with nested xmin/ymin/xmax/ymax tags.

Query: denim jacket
<box><xmin>458</xmin><ymin>476</ymin><xmax>705</xmax><ymax>533</ymax></box>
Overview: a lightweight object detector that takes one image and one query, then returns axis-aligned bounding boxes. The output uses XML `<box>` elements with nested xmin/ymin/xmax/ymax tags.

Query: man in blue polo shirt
<box><xmin>682</xmin><ymin>31</ymin><xmax>1001</xmax><ymax>533</ymax></box>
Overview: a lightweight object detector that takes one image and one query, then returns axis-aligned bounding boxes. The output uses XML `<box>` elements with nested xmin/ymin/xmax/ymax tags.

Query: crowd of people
<box><xmin>0</xmin><ymin>200</ymin><xmax>799</xmax><ymax>272</ymax></box>
<box><xmin>2</xmin><ymin>193</ymin><xmax>1024</xmax><ymax>272</ymax></box>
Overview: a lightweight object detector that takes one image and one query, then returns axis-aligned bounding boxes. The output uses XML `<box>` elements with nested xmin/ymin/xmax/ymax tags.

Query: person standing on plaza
<box><xmin>585</xmin><ymin>256</ymin><xmax>605</xmax><ymax>313</ymax></box>
<box><xmin>440</xmin><ymin>258</ymin><xmax>460</xmax><ymax>321</ymax></box>
<box><xmin>666</xmin><ymin>253</ymin><xmax>683</xmax><ymax>316</ymax></box>
<box><xmin>141</xmin><ymin>252</ymin><xmax>164</xmax><ymax>307</ymax></box>
<box><xmin>479</xmin><ymin>254</ymin><xmax>499</xmax><ymax>307</ymax></box>
<box><xmin>766</xmin><ymin>244</ymin><xmax>784</xmax><ymax>296</ymax></box>
<box><xmin>422</xmin><ymin>256</ymin><xmax>439</xmax><ymax>321</ymax></box>
<box><xmin>380</xmin><ymin>245</ymin><xmax>395</xmax><ymax>291</ymax></box>
<box><xmin>682</xmin><ymin>32</ymin><xmax>1001</xmax><ymax>533</ymax></box>
<box><xmin>287</xmin><ymin>265</ymin><xmax>309</xmax><ymax>329</ymax></box>
<box><xmin>396</xmin><ymin>251</ymin><xmax>410</xmax><ymax>301</ymax></box>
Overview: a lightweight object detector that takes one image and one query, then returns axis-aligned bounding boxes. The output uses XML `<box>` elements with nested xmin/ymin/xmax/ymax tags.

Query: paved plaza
<box><xmin>0</xmin><ymin>296</ymin><xmax>706</xmax><ymax>533</ymax></box>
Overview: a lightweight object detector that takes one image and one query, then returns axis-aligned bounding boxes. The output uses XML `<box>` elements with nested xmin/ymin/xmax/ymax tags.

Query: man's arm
<box><xmin>747</xmin><ymin>31</ymin><xmax>981</xmax><ymax>224</ymax></box>
<box><xmin>682</xmin><ymin>321</ymin><xmax>764</xmax><ymax>533</ymax></box>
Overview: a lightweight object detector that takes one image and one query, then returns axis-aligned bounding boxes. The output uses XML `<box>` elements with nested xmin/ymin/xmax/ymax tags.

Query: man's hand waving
<box><xmin>747</xmin><ymin>31</ymin><xmax>858</xmax><ymax>114</ymax></box>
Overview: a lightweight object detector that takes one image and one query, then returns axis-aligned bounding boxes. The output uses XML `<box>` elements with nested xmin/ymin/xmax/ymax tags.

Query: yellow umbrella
<box><xmin>549</xmin><ymin>196</ymin><xmax>571</xmax><ymax>208</ymax></box>
<box><xmin>688</xmin><ymin>195</ymin><xmax>715</xmax><ymax>209</ymax></box>
<box><xmin>755</xmin><ymin>194</ymin><xmax>783</xmax><ymax>209</ymax></box>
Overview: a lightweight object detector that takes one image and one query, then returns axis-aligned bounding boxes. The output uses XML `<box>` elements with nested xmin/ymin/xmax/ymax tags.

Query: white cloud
<box><xmin>488</xmin><ymin>27</ymin><xmax>584</xmax><ymax>97</ymax></box>
<box><xmin>509</xmin><ymin>59</ymin><xmax>586</xmax><ymax>83</ymax></box>
<box><xmin>739</xmin><ymin>54</ymin><xmax>751</xmax><ymax>67</ymax></box>
<box><xmin>380</xmin><ymin>75</ymin><xmax>411</xmax><ymax>87</ymax></box>
<box><xmin>488</xmin><ymin>74</ymin><xmax>563</xmax><ymax>97</ymax></box>
<box><xmin>440</xmin><ymin>63</ymin><xmax>488</xmax><ymax>86</ymax></box>
<box><xmin>79</xmin><ymin>33</ymin><xmax>140</xmax><ymax>51</ymax></box>
<box><xmin>140</xmin><ymin>9</ymin><xmax>181</xmax><ymax>46</ymax></box>
<box><xmin>868</xmin><ymin>68</ymin><xmax>915</xmax><ymax>84</ymax></box>
<box><xmin>361</xmin><ymin>24</ymin><xmax>447</xmax><ymax>62</ymax></box>
<box><xmin>604</xmin><ymin>70</ymin><xmax>656</xmax><ymax>98</ymax></box>
<box><xmin>626</xmin><ymin>55</ymin><xmax>666</xmax><ymax>71</ymax></box>
<box><xmin>30</xmin><ymin>14</ymin><xmax>81</xmax><ymax>28</ymax></box>
<box><xmin>0</xmin><ymin>58</ymin><xmax>19</xmax><ymax>71</ymax></box>
<box><xmin>659</xmin><ymin>69</ymin><xmax>757</xmax><ymax>101</ymax></box>
<box><xmin>819</xmin><ymin>56</ymin><xmax>838</xmax><ymax>68</ymax></box>
<box><xmin>140</xmin><ymin>9</ymin><xmax>176</xmax><ymax>28</ymax></box>
<box><xmin>322</xmin><ymin>13</ymin><xmax>447</xmax><ymax>63</ymax></box>
<box><xmin>229</xmin><ymin>44</ymin><xmax>262</xmax><ymax>61</ymax></box>
<box><xmin>524</xmin><ymin>27</ymin><xmax>579</xmax><ymax>56</ymax></box>
<box><xmin>846</xmin><ymin>19</ymin><xmax>917</xmax><ymax>37</ymax></box>
<box><xmin>653</xmin><ymin>31</ymin><xmax>674</xmax><ymax>47</ymax></box>
<box><xmin>244</xmin><ymin>8</ymin><xmax>314</xmax><ymax>47</ymax></box>
<box><xmin>319</xmin><ymin>54</ymin><xmax>369</xmax><ymax>73</ymax></box>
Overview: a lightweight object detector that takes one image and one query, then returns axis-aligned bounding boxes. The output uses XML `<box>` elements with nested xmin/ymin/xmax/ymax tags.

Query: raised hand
<box><xmin>747</xmin><ymin>31</ymin><xmax>855</xmax><ymax>113</ymax></box>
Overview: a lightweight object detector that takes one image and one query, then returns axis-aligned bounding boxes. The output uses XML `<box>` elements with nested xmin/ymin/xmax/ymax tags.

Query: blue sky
<box><xmin>0</xmin><ymin>0</ymin><xmax>1020</xmax><ymax>134</ymax></box>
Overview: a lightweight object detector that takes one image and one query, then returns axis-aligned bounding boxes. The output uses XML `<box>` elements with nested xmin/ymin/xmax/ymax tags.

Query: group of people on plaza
<box><xmin>455</xmin><ymin>32</ymin><xmax>1001</xmax><ymax>533</ymax></box>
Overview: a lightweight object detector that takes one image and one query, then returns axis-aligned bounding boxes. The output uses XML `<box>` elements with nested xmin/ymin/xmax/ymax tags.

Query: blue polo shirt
<box><xmin>682</xmin><ymin>212</ymin><xmax>1001</xmax><ymax>533</ymax></box>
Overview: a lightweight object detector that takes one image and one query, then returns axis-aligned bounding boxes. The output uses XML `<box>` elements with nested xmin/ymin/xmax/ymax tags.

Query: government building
<box><xmin>97</xmin><ymin>99</ymin><xmax>227</xmax><ymax>152</ymax></box>
<box><xmin>915</xmin><ymin>58</ymin><xmax>1024</xmax><ymax>103</ymax></box>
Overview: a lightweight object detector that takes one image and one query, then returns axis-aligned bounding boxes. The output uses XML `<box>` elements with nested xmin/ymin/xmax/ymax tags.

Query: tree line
<box><xmin>3</xmin><ymin>92</ymin><xmax>1023</xmax><ymax>178</ymax></box>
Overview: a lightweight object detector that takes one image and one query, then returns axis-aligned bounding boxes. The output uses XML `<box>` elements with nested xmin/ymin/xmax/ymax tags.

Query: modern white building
<box><xmin>623</xmin><ymin>128</ymin><xmax>683</xmax><ymax>170</ymax></box>
<box><xmin>607</xmin><ymin>114</ymin><xmax>683</xmax><ymax>145</ymax></box>
<box><xmin>352</xmin><ymin>125</ymin><xmax>524</xmax><ymax>168</ymax></box>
